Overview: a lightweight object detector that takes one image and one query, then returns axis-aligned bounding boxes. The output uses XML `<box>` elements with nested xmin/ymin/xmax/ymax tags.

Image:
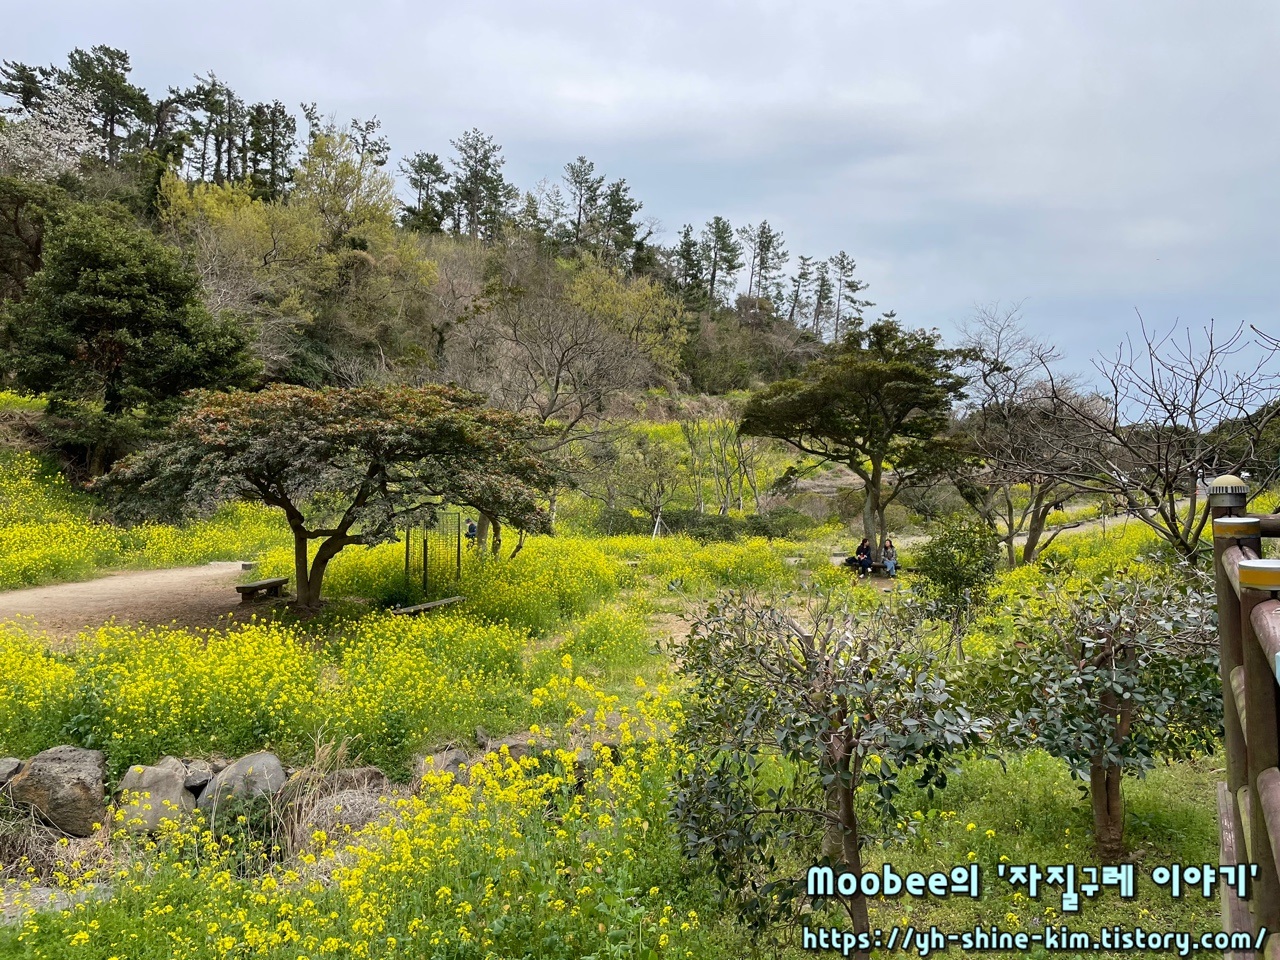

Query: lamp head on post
<box><xmin>1208</xmin><ymin>474</ymin><xmax>1249</xmax><ymax>512</ymax></box>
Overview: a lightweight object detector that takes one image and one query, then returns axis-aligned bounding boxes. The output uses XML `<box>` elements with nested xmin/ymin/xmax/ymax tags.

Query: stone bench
<box><xmin>235</xmin><ymin>577</ymin><xmax>288</xmax><ymax>604</ymax></box>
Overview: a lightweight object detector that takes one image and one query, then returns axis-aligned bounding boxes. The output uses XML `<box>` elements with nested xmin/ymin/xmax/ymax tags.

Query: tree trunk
<box><xmin>1089</xmin><ymin>760</ymin><xmax>1125</xmax><ymax>861</ymax></box>
<box><xmin>862</xmin><ymin>490</ymin><xmax>877</xmax><ymax>558</ymax></box>
<box><xmin>293</xmin><ymin>529</ymin><xmax>317</xmax><ymax>608</ymax></box>
<box><xmin>816</xmin><ymin>760</ymin><xmax>870</xmax><ymax>958</ymax></box>
<box><xmin>548</xmin><ymin>489</ymin><xmax>558</xmax><ymax>532</ymax></box>
<box><xmin>475</xmin><ymin>513</ymin><xmax>491</xmax><ymax>554</ymax></box>
<box><xmin>862</xmin><ymin>471</ymin><xmax>882</xmax><ymax>562</ymax></box>
<box><xmin>1022</xmin><ymin>504</ymin><xmax>1051</xmax><ymax>564</ymax></box>
<box><xmin>88</xmin><ymin>442</ymin><xmax>108</xmax><ymax>479</ymax></box>
<box><xmin>490</xmin><ymin>517</ymin><xmax>503</xmax><ymax>555</ymax></box>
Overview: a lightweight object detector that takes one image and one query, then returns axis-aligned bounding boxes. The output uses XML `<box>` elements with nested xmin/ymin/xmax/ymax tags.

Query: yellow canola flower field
<box><xmin>7</xmin><ymin>674</ymin><xmax>710</xmax><ymax>960</ymax></box>
<box><xmin>255</xmin><ymin>531</ymin><xmax>801</xmax><ymax>631</ymax></box>
<box><xmin>0</xmin><ymin>613</ymin><xmax>547</xmax><ymax>778</ymax></box>
<box><xmin>0</xmin><ymin>452</ymin><xmax>288</xmax><ymax>590</ymax></box>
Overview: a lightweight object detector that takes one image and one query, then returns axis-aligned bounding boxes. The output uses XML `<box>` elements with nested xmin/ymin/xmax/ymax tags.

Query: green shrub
<box><xmin>914</xmin><ymin>514</ymin><xmax>1001</xmax><ymax>610</ymax></box>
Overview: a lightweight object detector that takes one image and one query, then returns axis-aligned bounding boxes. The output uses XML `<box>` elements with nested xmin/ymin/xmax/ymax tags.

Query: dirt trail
<box><xmin>830</xmin><ymin>510</ymin><xmax>1147</xmax><ymax>563</ymax></box>
<box><xmin>0</xmin><ymin>562</ymin><xmax>252</xmax><ymax>638</ymax></box>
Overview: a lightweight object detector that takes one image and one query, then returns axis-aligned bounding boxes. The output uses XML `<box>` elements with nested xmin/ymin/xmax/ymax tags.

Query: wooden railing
<box><xmin>1210</xmin><ymin>475</ymin><xmax>1280</xmax><ymax>958</ymax></box>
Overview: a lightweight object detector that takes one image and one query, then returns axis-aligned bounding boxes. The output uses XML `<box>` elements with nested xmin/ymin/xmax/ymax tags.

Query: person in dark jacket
<box><xmin>854</xmin><ymin>538</ymin><xmax>873</xmax><ymax>578</ymax></box>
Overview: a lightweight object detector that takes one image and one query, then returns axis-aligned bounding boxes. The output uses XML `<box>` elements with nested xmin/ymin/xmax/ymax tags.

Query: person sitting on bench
<box><xmin>882</xmin><ymin>539</ymin><xmax>898</xmax><ymax>578</ymax></box>
<box><xmin>843</xmin><ymin>538</ymin><xmax>873</xmax><ymax>579</ymax></box>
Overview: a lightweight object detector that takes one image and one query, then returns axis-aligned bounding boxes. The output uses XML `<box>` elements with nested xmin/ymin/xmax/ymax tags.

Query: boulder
<box><xmin>6</xmin><ymin>746</ymin><xmax>106</xmax><ymax>837</ymax></box>
<box><xmin>320</xmin><ymin>766</ymin><xmax>388</xmax><ymax>794</ymax></box>
<box><xmin>197</xmin><ymin>751</ymin><xmax>286</xmax><ymax>815</ymax></box>
<box><xmin>155</xmin><ymin>756</ymin><xmax>187</xmax><ymax>778</ymax></box>
<box><xmin>415</xmin><ymin>747</ymin><xmax>470</xmax><ymax>786</ymax></box>
<box><xmin>484</xmin><ymin>732</ymin><xmax>541</xmax><ymax>762</ymax></box>
<box><xmin>0</xmin><ymin>757</ymin><xmax>21</xmax><ymax>789</ymax></box>
<box><xmin>1</xmin><ymin>884</ymin><xmax>106</xmax><ymax>925</ymax></box>
<box><xmin>117</xmin><ymin>761</ymin><xmax>195</xmax><ymax>833</ymax></box>
<box><xmin>182</xmin><ymin>759</ymin><xmax>214</xmax><ymax>793</ymax></box>
<box><xmin>281</xmin><ymin>764</ymin><xmax>388</xmax><ymax>796</ymax></box>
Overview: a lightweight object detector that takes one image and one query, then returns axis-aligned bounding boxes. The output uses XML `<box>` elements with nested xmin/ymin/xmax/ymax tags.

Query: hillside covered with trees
<box><xmin>4</xmin><ymin>41</ymin><xmax>1280</xmax><ymax>960</ymax></box>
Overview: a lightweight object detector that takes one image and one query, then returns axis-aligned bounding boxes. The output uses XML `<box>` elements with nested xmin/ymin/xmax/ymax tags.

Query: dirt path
<box><xmin>829</xmin><ymin>511</ymin><xmax>1147</xmax><ymax>565</ymax></box>
<box><xmin>0</xmin><ymin>562</ymin><xmax>252</xmax><ymax>638</ymax></box>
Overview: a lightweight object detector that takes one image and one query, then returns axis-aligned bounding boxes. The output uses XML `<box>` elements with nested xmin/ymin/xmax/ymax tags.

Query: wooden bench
<box><xmin>840</xmin><ymin>558</ymin><xmax>906</xmax><ymax>577</ymax></box>
<box><xmin>390</xmin><ymin>596</ymin><xmax>465</xmax><ymax>616</ymax></box>
<box><xmin>235</xmin><ymin>577</ymin><xmax>288</xmax><ymax>604</ymax></box>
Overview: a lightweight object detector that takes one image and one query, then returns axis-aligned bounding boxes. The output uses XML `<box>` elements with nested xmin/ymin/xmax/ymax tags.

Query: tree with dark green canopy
<box><xmin>100</xmin><ymin>384</ymin><xmax>554</xmax><ymax>609</ymax></box>
<box><xmin>0</xmin><ymin>176</ymin><xmax>65</xmax><ymax>303</ymax></box>
<box><xmin>447</xmin><ymin>128</ymin><xmax>517</xmax><ymax>242</ymax></box>
<box><xmin>59</xmin><ymin>45</ymin><xmax>152</xmax><ymax>167</ymax></box>
<box><xmin>740</xmin><ymin>315</ymin><xmax>971</xmax><ymax>559</ymax></box>
<box><xmin>1</xmin><ymin>205</ymin><xmax>256</xmax><ymax>473</ymax></box>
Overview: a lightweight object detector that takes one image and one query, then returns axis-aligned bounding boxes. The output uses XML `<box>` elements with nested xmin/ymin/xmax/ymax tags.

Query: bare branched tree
<box><xmin>1042</xmin><ymin>317</ymin><xmax>1280</xmax><ymax>559</ymax></box>
<box><xmin>437</xmin><ymin>248</ymin><xmax>651</xmax><ymax>534</ymax></box>
<box><xmin>953</xmin><ymin>303</ymin><xmax>1088</xmax><ymax>565</ymax></box>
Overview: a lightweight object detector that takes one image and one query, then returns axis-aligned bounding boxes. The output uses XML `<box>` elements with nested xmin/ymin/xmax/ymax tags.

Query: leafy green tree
<box><xmin>599</xmin><ymin>178</ymin><xmax>646</xmax><ymax>268</ymax></box>
<box><xmin>0</xmin><ymin>59</ymin><xmax>51</xmax><ymax>112</ymax></box>
<box><xmin>100</xmin><ymin>384</ymin><xmax>554</xmax><ymax>608</ymax></box>
<box><xmin>671</xmin><ymin>224</ymin><xmax>708</xmax><ymax>311</ymax></box>
<box><xmin>785</xmin><ymin>254</ymin><xmax>814</xmax><ymax>327</ymax></box>
<box><xmin>291</xmin><ymin>116</ymin><xmax>397</xmax><ymax>248</ymax></box>
<box><xmin>914</xmin><ymin>513</ymin><xmax>1001</xmax><ymax>656</ymax></box>
<box><xmin>673</xmin><ymin>592</ymin><xmax>986</xmax><ymax>945</ymax></box>
<box><xmin>399</xmin><ymin>150</ymin><xmax>448</xmax><ymax>232</ymax></box>
<box><xmin>741</xmin><ymin>316</ymin><xmax>970</xmax><ymax>559</ymax></box>
<box><xmin>737</xmin><ymin>220</ymin><xmax>789</xmax><ymax>304</ymax></box>
<box><xmin>699</xmin><ymin>215</ymin><xmax>743</xmax><ymax>307</ymax></box>
<box><xmin>246</xmin><ymin>100</ymin><xmax>296</xmax><ymax>199</ymax></box>
<box><xmin>0</xmin><ymin>176</ymin><xmax>66</xmax><ymax>302</ymax></box>
<box><xmin>562</xmin><ymin>155</ymin><xmax>605</xmax><ymax>246</ymax></box>
<box><xmin>447</xmin><ymin>128</ymin><xmax>517</xmax><ymax>242</ymax></box>
<box><xmin>1</xmin><ymin>206</ymin><xmax>256</xmax><ymax>473</ymax></box>
<box><xmin>810</xmin><ymin>259</ymin><xmax>833</xmax><ymax>338</ymax></box>
<box><xmin>613</xmin><ymin>429</ymin><xmax>688</xmax><ymax>531</ymax></box>
<box><xmin>59</xmin><ymin>46</ymin><xmax>152</xmax><ymax>167</ymax></box>
<box><xmin>184</xmin><ymin>72</ymin><xmax>246</xmax><ymax>184</ymax></box>
<box><xmin>827</xmin><ymin>250</ymin><xmax>870</xmax><ymax>341</ymax></box>
<box><xmin>972</xmin><ymin>570</ymin><xmax>1220</xmax><ymax>860</ymax></box>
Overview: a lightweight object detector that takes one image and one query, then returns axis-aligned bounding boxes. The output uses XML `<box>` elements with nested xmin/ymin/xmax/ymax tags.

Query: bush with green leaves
<box><xmin>913</xmin><ymin>514</ymin><xmax>1001</xmax><ymax>655</ymax></box>
<box><xmin>671</xmin><ymin>591</ymin><xmax>986</xmax><ymax>942</ymax></box>
<box><xmin>969</xmin><ymin>567</ymin><xmax>1220</xmax><ymax>860</ymax></box>
<box><xmin>914</xmin><ymin>514</ymin><xmax>1001</xmax><ymax>601</ymax></box>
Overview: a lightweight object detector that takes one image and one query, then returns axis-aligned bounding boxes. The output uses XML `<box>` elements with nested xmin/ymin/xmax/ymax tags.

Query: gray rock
<box><xmin>6</xmin><ymin>746</ymin><xmax>106</xmax><ymax>837</ymax></box>
<box><xmin>0</xmin><ymin>884</ymin><xmax>106</xmax><ymax>925</ymax></box>
<box><xmin>197</xmin><ymin>751</ymin><xmax>286</xmax><ymax>815</ymax></box>
<box><xmin>0</xmin><ymin>757</ymin><xmax>21</xmax><ymax>788</ymax></box>
<box><xmin>484</xmin><ymin>732</ymin><xmax>541</xmax><ymax>762</ymax></box>
<box><xmin>182</xmin><ymin>759</ymin><xmax>214</xmax><ymax>792</ymax></box>
<box><xmin>320</xmin><ymin>766</ymin><xmax>388</xmax><ymax>794</ymax></box>
<box><xmin>415</xmin><ymin>748</ymin><xmax>470</xmax><ymax>786</ymax></box>
<box><xmin>117</xmin><ymin>761</ymin><xmax>196</xmax><ymax>833</ymax></box>
<box><xmin>155</xmin><ymin>756</ymin><xmax>187</xmax><ymax>777</ymax></box>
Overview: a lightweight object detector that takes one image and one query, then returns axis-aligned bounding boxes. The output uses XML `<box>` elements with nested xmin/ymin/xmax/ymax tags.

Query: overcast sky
<box><xmin>9</xmin><ymin>0</ymin><xmax>1279</xmax><ymax>370</ymax></box>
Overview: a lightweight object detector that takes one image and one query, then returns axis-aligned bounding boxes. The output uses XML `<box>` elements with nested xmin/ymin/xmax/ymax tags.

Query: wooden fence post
<box><xmin>1214</xmin><ymin>516</ymin><xmax>1260</xmax><ymax>864</ymax></box>
<box><xmin>1238</xmin><ymin>558</ymin><xmax>1280</xmax><ymax>932</ymax></box>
